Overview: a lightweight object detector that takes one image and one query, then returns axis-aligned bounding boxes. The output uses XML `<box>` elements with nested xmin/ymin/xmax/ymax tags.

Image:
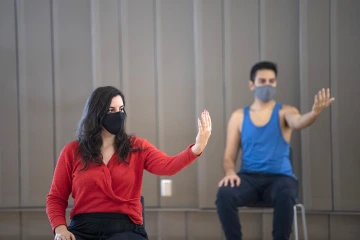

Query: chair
<box><xmin>243</xmin><ymin>148</ymin><xmax>308</xmax><ymax>240</ymax></box>
<box><xmin>141</xmin><ymin>196</ymin><xmax>145</xmax><ymax>230</ymax></box>
<box><xmin>245</xmin><ymin>200</ymin><xmax>307</xmax><ymax>240</ymax></box>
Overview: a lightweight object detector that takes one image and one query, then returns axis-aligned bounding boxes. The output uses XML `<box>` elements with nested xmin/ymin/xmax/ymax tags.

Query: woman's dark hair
<box><xmin>76</xmin><ymin>86</ymin><xmax>140</xmax><ymax>170</ymax></box>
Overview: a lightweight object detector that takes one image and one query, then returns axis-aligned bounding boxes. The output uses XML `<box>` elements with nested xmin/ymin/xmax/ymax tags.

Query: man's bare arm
<box><xmin>285</xmin><ymin>88</ymin><xmax>335</xmax><ymax>130</ymax></box>
<box><xmin>223</xmin><ymin>109</ymin><xmax>242</xmax><ymax>175</ymax></box>
<box><xmin>284</xmin><ymin>107</ymin><xmax>317</xmax><ymax>130</ymax></box>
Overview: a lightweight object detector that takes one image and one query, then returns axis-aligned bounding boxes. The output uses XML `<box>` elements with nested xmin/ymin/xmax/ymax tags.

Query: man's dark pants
<box><xmin>216</xmin><ymin>173</ymin><xmax>298</xmax><ymax>240</ymax></box>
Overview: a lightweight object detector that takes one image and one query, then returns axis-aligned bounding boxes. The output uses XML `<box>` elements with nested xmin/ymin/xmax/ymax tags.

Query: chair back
<box><xmin>289</xmin><ymin>147</ymin><xmax>293</xmax><ymax>166</ymax></box>
<box><xmin>141</xmin><ymin>196</ymin><xmax>145</xmax><ymax>229</ymax></box>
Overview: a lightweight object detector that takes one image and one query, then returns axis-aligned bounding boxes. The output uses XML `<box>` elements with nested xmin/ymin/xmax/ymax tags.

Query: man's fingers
<box><xmin>323</xmin><ymin>88</ymin><xmax>327</xmax><ymax>106</ymax></box>
<box><xmin>326</xmin><ymin>88</ymin><xmax>335</xmax><ymax>106</ymax></box>
<box><xmin>218</xmin><ymin>176</ymin><xmax>241</xmax><ymax>188</ymax></box>
<box><xmin>223</xmin><ymin>179</ymin><xmax>228</xmax><ymax>187</ymax></box>
<box><xmin>230</xmin><ymin>178</ymin><xmax>235</xmax><ymax>187</ymax></box>
<box><xmin>222</xmin><ymin>178</ymin><xmax>231</xmax><ymax>187</ymax></box>
<box><xmin>318</xmin><ymin>90</ymin><xmax>323</xmax><ymax>103</ymax></box>
<box><xmin>218</xmin><ymin>179</ymin><xmax>224</xmax><ymax>187</ymax></box>
<box><xmin>326</xmin><ymin>88</ymin><xmax>331</xmax><ymax>99</ymax></box>
<box><xmin>328</xmin><ymin>97</ymin><xmax>335</xmax><ymax>106</ymax></box>
<box><xmin>314</xmin><ymin>88</ymin><xmax>334</xmax><ymax>110</ymax></box>
<box><xmin>314</xmin><ymin>94</ymin><xmax>318</xmax><ymax>106</ymax></box>
<box><xmin>236</xmin><ymin>177</ymin><xmax>241</xmax><ymax>186</ymax></box>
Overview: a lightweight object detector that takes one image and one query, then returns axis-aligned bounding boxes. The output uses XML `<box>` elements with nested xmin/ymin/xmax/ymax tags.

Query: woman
<box><xmin>46</xmin><ymin>86</ymin><xmax>212</xmax><ymax>240</ymax></box>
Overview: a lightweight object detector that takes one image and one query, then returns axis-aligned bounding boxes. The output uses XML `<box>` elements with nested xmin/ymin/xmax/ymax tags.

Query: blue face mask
<box><xmin>254</xmin><ymin>85</ymin><xmax>276</xmax><ymax>102</ymax></box>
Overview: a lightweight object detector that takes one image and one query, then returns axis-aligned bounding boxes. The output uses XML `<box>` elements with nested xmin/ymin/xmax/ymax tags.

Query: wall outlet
<box><xmin>160</xmin><ymin>179</ymin><xmax>172</xmax><ymax>197</ymax></box>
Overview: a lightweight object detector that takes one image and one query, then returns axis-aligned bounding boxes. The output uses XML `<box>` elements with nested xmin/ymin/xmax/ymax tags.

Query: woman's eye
<box><xmin>108</xmin><ymin>108</ymin><xmax>124</xmax><ymax>113</ymax></box>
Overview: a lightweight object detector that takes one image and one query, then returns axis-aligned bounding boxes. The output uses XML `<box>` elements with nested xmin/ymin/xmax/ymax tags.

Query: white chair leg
<box><xmin>294</xmin><ymin>203</ymin><xmax>308</xmax><ymax>240</ymax></box>
<box><xmin>293</xmin><ymin>205</ymin><xmax>299</xmax><ymax>240</ymax></box>
<box><xmin>299</xmin><ymin>204</ymin><xmax>308</xmax><ymax>240</ymax></box>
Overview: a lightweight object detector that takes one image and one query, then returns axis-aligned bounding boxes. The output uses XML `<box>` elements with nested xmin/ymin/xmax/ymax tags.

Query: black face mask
<box><xmin>102</xmin><ymin>112</ymin><xmax>125</xmax><ymax>135</ymax></box>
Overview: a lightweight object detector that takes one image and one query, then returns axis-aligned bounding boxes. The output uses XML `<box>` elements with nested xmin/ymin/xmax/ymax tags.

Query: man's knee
<box><xmin>216</xmin><ymin>186</ymin><xmax>237</xmax><ymax>206</ymax></box>
<box><xmin>275</xmin><ymin>188</ymin><xmax>296</xmax><ymax>206</ymax></box>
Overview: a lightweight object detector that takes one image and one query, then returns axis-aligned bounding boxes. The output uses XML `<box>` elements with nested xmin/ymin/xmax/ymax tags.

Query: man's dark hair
<box><xmin>250</xmin><ymin>61</ymin><xmax>278</xmax><ymax>82</ymax></box>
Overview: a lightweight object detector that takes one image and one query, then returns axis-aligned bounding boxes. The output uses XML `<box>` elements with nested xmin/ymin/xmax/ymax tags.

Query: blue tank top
<box><xmin>240</xmin><ymin>102</ymin><xmax>296</xmax><ymax>179</ymax></box>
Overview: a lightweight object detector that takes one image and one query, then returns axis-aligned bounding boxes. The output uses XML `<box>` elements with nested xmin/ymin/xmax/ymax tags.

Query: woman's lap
<box><xmin>73</xmin><ymin>231</ymin><xmax>146</xmax><ymax>240</ymax></box>
<box><xmin>106</xmin><ymin>232</ymin><xmax>147</xmax><ymax>240</ymax></box>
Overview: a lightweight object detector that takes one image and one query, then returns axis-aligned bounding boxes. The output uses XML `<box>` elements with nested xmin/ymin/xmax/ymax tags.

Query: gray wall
<box><xmin>0</xmin><ymin>0</ymin><xmax>359</xmax><ymax>239</ymax></box>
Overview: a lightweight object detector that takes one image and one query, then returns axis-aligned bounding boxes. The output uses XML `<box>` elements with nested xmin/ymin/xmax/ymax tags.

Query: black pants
<box><xmin>216</xmin><ymin>173</ymin><xmax>298</xmax><ymax>240</ymax></box>
<box><xmin>68</xmin><ymin>212</ymin><xmax>148</xmax><ymax>240</ymax></box>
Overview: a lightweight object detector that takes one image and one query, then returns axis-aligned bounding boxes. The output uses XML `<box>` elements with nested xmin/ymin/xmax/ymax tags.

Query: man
<box><xmin>216</xmin><ymin>61</ymin><xmax>334</xmax><ymax>240</ymax></box>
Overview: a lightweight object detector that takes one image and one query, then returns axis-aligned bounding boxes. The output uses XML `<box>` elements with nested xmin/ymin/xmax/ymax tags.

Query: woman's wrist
<box><xmin>55</xmin><ymin>224</ymin><xmax>67</xmax><ymax>233</ymax></box>
<box><xmin>191</xmin><ymin>144</ymin><xmax>203</xmax><ymax>156</ymax></box>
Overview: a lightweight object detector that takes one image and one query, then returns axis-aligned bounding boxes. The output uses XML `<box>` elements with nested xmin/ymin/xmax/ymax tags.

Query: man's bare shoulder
<box><xmin>230</xmin><ymin>108</ymin><xmax>244</xmax><ymax>119</ymax></box>
<box><xmin>281</xmin><ymin>104</ymin><xmax>299</xmax><ymax>114</ymax></box>
<box><xmin>228</xmin><ymin>108</ymin><xmax>244</xmax><ymax>133</ymax></box>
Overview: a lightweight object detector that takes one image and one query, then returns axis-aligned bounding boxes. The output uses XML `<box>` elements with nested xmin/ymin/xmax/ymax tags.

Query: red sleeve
<box><xmin>46</xmin><ymin>142</ymin><xmax>74</xmax><ymax>233</ymax></box>
<box><xmin>142</xmin><ymin>139</ymin><xmax>202</xmax><ymax>176</ymax></box>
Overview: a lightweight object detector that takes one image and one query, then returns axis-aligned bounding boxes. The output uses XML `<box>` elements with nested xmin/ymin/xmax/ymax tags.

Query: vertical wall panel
<box><xmin>90</xmin><ymin>0</ymin><xmax>121</xmax><ymax>89</ymax></box>
<box><xmin>239</xmin><ymin>213</ymin><xmax>262</xmax><ymax>240</ymax></box>
<box><xmin>16</xmin><ymin>0</ymin><xmax>54</xmax><ymax>207</ymax></box>
<box><xmin>262</xmin><ymin>213</ymin><xmax>273</xmax><ymax>240</ymax></box>
<box><xmin>194</xmin><ymin>0</ymin><xmax>224</xmax><ymax>208</ymax></box>
<box><xmin>223</xmin><ymin>0</ymin><xmax>259</xmax><ymax>174</ymax></box>
<box><xmin>159</xmin><ymin>212</ymin><xmax>186</xmax><ymax>240</ymax></box>
<box><xmin>263</xmin><ymin>213</ymin><xmax>330</xmax><ymax>240</ymax></box>
<box><xmin>260</xmin><ymin>0</ymin><xmax>302</xmax><ymax>190</ymax></box>
<box><xmin>330</xmin><ymin>215</ymin><xmax>360</xmax><ymax>240</ymax></box>
<box><xmin>299</xmin><ymin>0</ymin><xmax>332</xmax><ymax>210</ymax></box>
<box><xmin>0</xmin><ymin>212</ymin><xmax>21</xmax><ymax>240</ymax></box>
<box><xmin>119</xmin><ymin>0</ymin><xmax>159</xmax><ymax>207</ymax></box>
<box><xmin>291</xmin><ymin>214</ymin><xmax>329</xmax><ymax>240</ymax></box>
<box><xmin>144</xmin><ymin>211</ymin><xmax>158</xmax><ymax>239</ymax></box>
<box><xmin>260</xmin><ymin>0</ymin><xmax>300</xmax><ymax>106</ymax></box>
<box><xmin>156</xmin><ymin>0</ymin><xmax>197</xmax><ymax>207</ymax></box>
<box><xmin>1</xmin><ymin>0</ymin><xmax>360</xmax><ymax>238</ymax></box>
<box><xmin>0</xmin><ymin>0</ymin><xmax>20</xmax><ymax>207</ymax></box>
<box><xmin>52</xmin><ymin>0</ymin><xmax>93</xmax><ymax>157</ymax></box>
<box><xmin>22</xmin><ymin>212</ymin><xmax>53</xmax><ymax>240</ymax></box>
<box><xmin>331</xmin><ymin>0</ymin><xmax>360</xmax><ymax>211</ymax></box>
<box><xmin>224</xmin><ymin>0</ymin><xmax>259</xmax><ymax>121</ymax></box>
<box><xmin>52</xmin><ymin>0</ymin><xmax>93</xmax><ymax>207</ymax></box>
<box><xmin>187</xmin><ymin>212</ymin><xmax>223</xmax><ymax>240</ymax></box>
